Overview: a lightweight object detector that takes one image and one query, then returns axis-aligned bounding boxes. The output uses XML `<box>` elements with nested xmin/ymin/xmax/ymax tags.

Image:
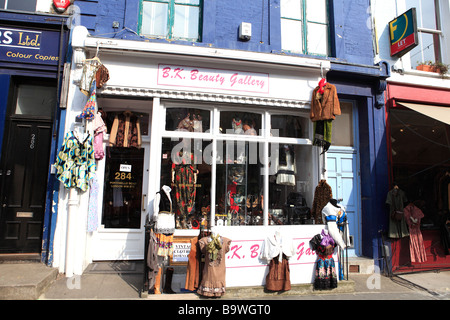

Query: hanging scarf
<box><xmin>318</xmin><ymin>78</ymin><xmax>327</xmax><ymax>95</ymax></box>
<box><xmin>206</xmin><ymin>234</ymin><xmax>222</xmax><ymax>261</ymax></box>
<box><xmin>77</xmin><ymin>80</ymin><xmax>97</xmax><ymax>120</ymax></box>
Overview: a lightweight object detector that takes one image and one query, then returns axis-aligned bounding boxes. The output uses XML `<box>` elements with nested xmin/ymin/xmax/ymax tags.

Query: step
<box><xmin>0</xmin><ymin>263</ymin><xmax>58</xmax><ymax>300</ymax></box>
<box><xmin>348</xmin><ymin>257</ymin><xmax>375</xmax><ymax>274</ymax></box>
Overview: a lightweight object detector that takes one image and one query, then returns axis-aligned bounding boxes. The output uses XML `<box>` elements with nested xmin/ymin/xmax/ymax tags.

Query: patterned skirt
<box><xmin>314</xmin><ymin>254</ymin><xmax>338</xmax><ymax>290</ymax></box>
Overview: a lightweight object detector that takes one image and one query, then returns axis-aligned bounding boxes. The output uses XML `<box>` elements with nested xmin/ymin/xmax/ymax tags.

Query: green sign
<box><xmin>389</xmin><ymin>8</ymin><xmax>418</xmax><ymax>57</ymax></box>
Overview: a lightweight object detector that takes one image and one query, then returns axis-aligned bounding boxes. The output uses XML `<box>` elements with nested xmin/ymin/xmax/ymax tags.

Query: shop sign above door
<box><xmin>0</xmin><ymin>27</ymin><xmax>61</xmax><ymax>66</ymax></box>
<box><xmin>157</xmin><ymin>64</ymin><xmax>269</xmax><ymax>94</ymax></box>
<box><xmin>389</xmin><ymin>8</ymin><xmax>418</xmax><ymax>57</ymax></box>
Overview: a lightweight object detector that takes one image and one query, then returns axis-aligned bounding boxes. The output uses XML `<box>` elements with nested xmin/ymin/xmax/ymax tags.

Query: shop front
<box><xmin>0</xmin><ymin>11</ymin><xmax>68</xmax><ymax>261</ymax></box>
<box><xmin>53</xmin><ymin>26</ymin><xmax>352</xmax><ymax>289</ymax></box>
<box><xmin>386</xmin><ymin>82</ymin><xmax>450</xmax><ymax>273</ymax></box>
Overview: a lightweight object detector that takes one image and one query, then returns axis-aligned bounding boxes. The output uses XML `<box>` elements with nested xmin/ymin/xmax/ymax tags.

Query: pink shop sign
<box><xmin>157</xmin><ymin>64</ymin><xmax>269</xmax><ymax>94</ymax></box>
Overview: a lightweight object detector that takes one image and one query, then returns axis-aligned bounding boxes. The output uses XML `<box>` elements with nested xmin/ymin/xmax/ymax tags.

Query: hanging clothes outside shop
<box><xmin>404</xmin><ymin>203</ymin><xmax>427</xmax><ymax>263</ymax></box>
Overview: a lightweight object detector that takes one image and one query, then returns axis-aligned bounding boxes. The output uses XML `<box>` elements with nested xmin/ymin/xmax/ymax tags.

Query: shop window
<box><xmin>140</xmin><ymin>0</ymin><xmax>202</xmax><ymax>42</ymax></box>
<box><xmin>15</xmin><ymin>84</ymin><xmax>56</xmax><ymax>117</ymax></box>
<box><xmin>219</xmin><ymin>111</ymin><xmax>262</xmax><ymax>136</ymax></box>
<box><xmin>268</xmin><ymin>144</ymin><xmax>313</xmax><ymax>225</ymax></box>
<box><xmin>0</xmin><ymin>0</ymin><xmax>37</xmax><ymax>11</ymax></box>
<box><xmin>160</xmin><ymin>137</ymin><xmax>211</xmax><ymax>229</ymax></box>
<box><xmin>406</xmin><ymin>0</ymin><xmax>442</xmax><ymax>69</ymax></box>
<box><xmin>390</xmin><ymin>108</ymin><xmax>450</xmax><ymax>228</ymax></box>
<box><xmin>215</xmin><ymin>141</ymin><xmax>264</xmax><ymax>226</ymax></box>
<box><xmin>280</xmin><ymin>0</ymin><xmax>329</xmax><ymax>56</ymax></box>
<box><xmin>103</xmin><ymin>111</ymin><xmax>149</xmax><ymax>137</ymax></box>
<box><xmin>165</xmin><ymin>107</ymin><xmax>210</xmax><ymax>132</ymax></box>
<box><xmin>271</xmin><ymin>114</ymin><xmax>308</xmax><ymax>138</ymax></box>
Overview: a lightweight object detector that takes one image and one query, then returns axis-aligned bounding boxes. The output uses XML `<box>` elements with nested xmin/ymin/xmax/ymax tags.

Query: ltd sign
<box><xmin>389</xmin><ymin>8</ymin><xmax>418</xmax><ymax>57</ymax></box>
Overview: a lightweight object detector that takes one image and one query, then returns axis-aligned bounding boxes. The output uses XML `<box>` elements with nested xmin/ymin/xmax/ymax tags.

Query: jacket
<box><xmin>310</xmin><ymin>82</ymin><xmax>341</xmax><ymax>121</ymax></box>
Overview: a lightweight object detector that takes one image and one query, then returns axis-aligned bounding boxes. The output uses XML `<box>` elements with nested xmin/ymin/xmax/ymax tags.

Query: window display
<box><xmin>159</xmin><ymin>104</ymin><xmax>315</xmax><ymax>229</ymax></box>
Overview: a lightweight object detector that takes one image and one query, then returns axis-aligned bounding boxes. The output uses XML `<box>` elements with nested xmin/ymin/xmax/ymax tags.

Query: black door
<box><xmin>0</xmin><ymin>118</ymin><xmax>52</xmax><ymax>252</ymax></box>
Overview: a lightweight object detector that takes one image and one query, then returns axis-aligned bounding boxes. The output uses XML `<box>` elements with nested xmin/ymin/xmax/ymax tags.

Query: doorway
<box><xmin>0</xmin><ymin>81</ymin><xmax>56</xmax><ymax>253</ymax></box>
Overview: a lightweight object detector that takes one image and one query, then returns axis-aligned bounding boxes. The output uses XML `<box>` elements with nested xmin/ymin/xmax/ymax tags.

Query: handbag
<box><xmin>390</xmin><ymin>193</ymin><xmax>404</xmax><ymax>221</ymax></box>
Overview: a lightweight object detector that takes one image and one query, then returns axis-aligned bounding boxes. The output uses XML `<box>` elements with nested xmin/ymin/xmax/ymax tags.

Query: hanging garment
<box><xmin>109</xmin><ymin>112</ymin><xmax>142</xmax><ymax>148</ymax></box>
<box><xmin>95</xmin><ymin>63</ymin><xmax>110</xmax><ymax>89</ymax></box>
<box><xmin>79</xmin><ymin>58</ymin><xmax>101</xmax><ymax>95</ymax></box>
<box><xmin>404</xmin><ymin>203</ymin><xmax>427</xmax><ymax>263</ymax></box>
<box><xmin>146</xmin><ymin>229</ymin><xmax>160</xmax><ymax>290</ymax></box>
<box><xmin>385</xmin><ymin>188</ymin><xmax>409</xmax><ymax>238</ymax></box>
<box><xmin>313</xmin><ymin>120</ymin><xmax>332</xmax><ymax>153</ymax></box>
<box><xmin>197</xmin><ymin>235</ymin><xmax>231</xmax><ymax>297</ymax></box>
<box><xmin>310</xmin><ymin>82</ymin><xmax>341</xmax><ymax>122</ymax></box>
<box><xmin>55</xmin><ymin>131</ymin><xmax>96</xmax><ymax>192</ymax></box>
<box><xmin>259</xmin><ymin>230</ymin><xmax>295</xmax><ymax>291</ymax></box>
<box><xmin>185</xmin><ymin>237</ymin><xmax>201</xmax><ymax>291</ymax></box>
<box><xmin>87</xmin><ymin>174</ymin><xmax>99</xmax><ymax>232</ymax></box>
<box><xmin>77</xmin><ymin>80</ymin><xmax>97</xmax><ymax>120</ymax></box>
<box><xmin>311</xmin><ymin>180</ymin><xmax>333</xmax><ymax>224</ymax></box>
<box><xmin>155</xmin><ymin>233</ymin><xmax>174</xmax><ymax>257</ymax></box>
<box><xmin>172</xmin><ymin>156</ymin><xmax>197</xmax><ymax>224</ymax></box>
<box><xmin>275</xmin><ymin>146</ymin><xmax>296</xmax><ymax>186</ymax></box>
<box><xmin>93</xmin><ymin>112</ymin><xmax>107</xmax><ymax>160</ymax></box>
<box><xmin>314</xmin><ymin>253</ymin><xmax>338</xmax><ymax>290</ymax></box>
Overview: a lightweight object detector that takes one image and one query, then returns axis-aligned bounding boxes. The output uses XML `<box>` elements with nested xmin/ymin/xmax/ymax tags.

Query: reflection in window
<box><xmin>220</xmin><ymin>111</ymin><xmax>261</xmax><ymax>135</ymax></box>
<box><xmin>215</xmin><ymin>141</ymin><xmax>264</xmax><ymax>226</ymax></box>
<box><xmin>15</xmin><ymin>84</ymin><xmax>56</xmax><ymax>117</ymax></box>
<box><xmin>271</xmin><ymin>114</ymin><xmax>308</xmax><ymax>138</ymax></box>
<box><xmin>102</xmin><ymin>147</ymin><xmax>144</xmax><ymax>228</ymax></box>
<box><xmin>165</xmin><ymin>108</ymin><xmax>210</xmax><ymax>132</ymax></box>
<box><xmin>160</xmin><ymin>137</ymin><xmax>211</xmax><ymax>229</ymax></box>
<box><xmin>269</xmin><ymin>144</ymin><xmax>313</xmax><ymax>225</ymax></box>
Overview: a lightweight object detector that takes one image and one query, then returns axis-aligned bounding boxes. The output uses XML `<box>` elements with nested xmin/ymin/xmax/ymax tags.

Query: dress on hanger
<box><xmin>404</xmin><ymin>203</ymin><xmax>427</xmax><ymax>263</ymax></box>
<box><xmin>55</xmin><ymin>131</ymin><xmax>96</xmax><ymax>192</ymax></box>
<box><xmin>259</xmin><ymin>230</ymin><xmax>295</xmax><ymax>291</ymax></box>
<box><xmin>311</xmin><ymin>179</ymin><xmax>333</xmax><ymax>224</ymax></box>
<box><xmin>197</xmin><ymin>234</ymin><xmax>231</xmax><ymax>297</ymax></box>
<box><xmin>385</xmin><ymin>188</ymin><xmax>409</xmax><ymax>238</ymax></box>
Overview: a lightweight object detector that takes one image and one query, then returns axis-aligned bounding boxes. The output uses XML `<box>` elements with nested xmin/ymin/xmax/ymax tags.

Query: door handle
<box><xmin>142</xmin><ymin>194</ymin><xmax>147</xmax><ymax>211</ymax></box>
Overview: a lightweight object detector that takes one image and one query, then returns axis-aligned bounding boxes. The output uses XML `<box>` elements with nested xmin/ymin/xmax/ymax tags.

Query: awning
<box><xmin>398</xmin><ymin>102</ymin><xmax>450</xmax><ymax>126</ymax></box>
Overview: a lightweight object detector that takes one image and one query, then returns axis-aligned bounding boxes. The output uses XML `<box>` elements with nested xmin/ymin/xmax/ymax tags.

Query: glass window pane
<box><xmin>15</xmin><ymin>84</ymin><xmax>55</xmax><ymax>117</ymax></box>
<box><xmin>102</xmin><ymin>147</ymin><xmax>144</xmax><ymax>228</ymax></box>
<box><xmin>405</xmin><ymin>0</ymin><xmax>437</xmax><ymax>30</ymax></box>
<box><xmin>173</xmin><ymin>5</ymin><xmax>199</xmax><ymax>39</ymax></box>
<box><xmin>331</xmin><ymin>102</ymin><xmax>353</xmax><ymax>146</ymax></box>
<box><xmin>7</xmin><ymin>0</ymin><xmax>36</xmax><ymax>11</ymax></box>
<box><xmin>271</xmin><ymin>114</ymin><xmax>308</xmax><ymax>138</ymax></box>
<box><xmin>268</xmin><ymin>144</ymin><xmax>314</xmax><ymax>225</ymax></box>
<box><xmin>281</xmin><ymin>19</ymin><xmax>303</xmax><ymax>53</ymax></box>
<box><xmin>103</xmin><ymin>111</ymin><xmax>149</xmax><ymax>137</ymax></box>
<box><xmin>409</xmin><ymin>32</ymin><xmax>437</xmax><ymax>68</ymax></box>
<box><xmin>165</xmin><ymin>108</ymin><xmax>210</xmax><ymax>132</ymax></box>
<box><xmin>160</xmin><ymin>137</ymin><xmax>211</xmax><ymax>229</ymax></box>
<box><xmin>175</xmin><ymin>0</ymin><xmax>200</xmax><ymax>4</ymax></box>
<box><xmin>141</xmin><ymin>2</ymin><xmax>168</xmax><ymax>37</ymax></box>
<box><xmin>306</xmin><ymin>0</ymin><xmax>327</xmax><ymax>23</ymax></box>
<box><xmin>307</xmin><ymin>22</ymin><xmax>328</xmax><ymax>55</ymax></box>
<box><xmin>219</xmin><ymin>111</ymin><xmax>261</xmax><ymax>136</ymax></box>
<box><xmin>216</xmin><ymin>141</ymin><xmax>264</xmax><ymax>226</ymax></box>
<box><xmin>280</xmin><ymin>0</ymin><xmax>302</xmax><ymax>19</ymax></box>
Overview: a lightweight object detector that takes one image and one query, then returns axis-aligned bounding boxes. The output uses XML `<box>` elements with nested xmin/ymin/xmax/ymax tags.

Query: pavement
<box><xmin>1</xmin><ymin>260</ymin><xmax>450</xmax><ymax>301</ymax></box>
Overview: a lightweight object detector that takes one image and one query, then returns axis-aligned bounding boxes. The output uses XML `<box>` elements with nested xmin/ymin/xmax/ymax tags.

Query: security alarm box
<box><xmin>239</xmin><ymin>22</ymin><xmax>252</xmax><ymax>41</ymax></box>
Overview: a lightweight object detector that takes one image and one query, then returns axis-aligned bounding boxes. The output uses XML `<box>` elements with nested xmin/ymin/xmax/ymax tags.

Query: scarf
<box><xmin>206</xmin><ymin>234</ymin><xmax>222</xmax><ymax>261</ymax></box>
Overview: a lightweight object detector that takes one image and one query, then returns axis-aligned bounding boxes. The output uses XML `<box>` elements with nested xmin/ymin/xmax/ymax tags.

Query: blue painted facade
<box><xmin>0</xmin><ymin>10</ymin><xmax>69</xmax><ymax>264</ymax></box>
<box><xmin>72</xmin><ymin>0</ymin><xmax>390</xmax><ymax>258</ymax></box>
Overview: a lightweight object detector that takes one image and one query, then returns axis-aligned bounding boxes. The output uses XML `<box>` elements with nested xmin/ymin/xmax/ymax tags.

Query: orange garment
<box><xmin>185</xmin><ymin>237</ymin><xmax>201</xmax><ymax>291</ymax></box>
<box><xmin>310</xmin><ymin>83</ymin><xmax>341</xmax><ymax>122</ymax></box>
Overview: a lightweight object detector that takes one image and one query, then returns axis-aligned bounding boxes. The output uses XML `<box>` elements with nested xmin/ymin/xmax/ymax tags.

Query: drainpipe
<box><xmin>65</xmin><ymin>188</ymin><xmax>79</xmax><ymax>277</ymax></box>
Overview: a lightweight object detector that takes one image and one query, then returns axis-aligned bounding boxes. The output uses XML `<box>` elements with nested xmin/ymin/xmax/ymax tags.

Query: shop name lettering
<box><xmin>226</xmin><ymin>241</ymin><xmax>315</xmax><ymax>261</ymax></box>
<box><xmin>0</xmin><ymin>29</ymin><xmax>41</xmax><ymax>48</ymax></box>
<box><xmin>158</xmin><ymin>65</ymin><xmax>268</xmax><ymax>93</ymax></box>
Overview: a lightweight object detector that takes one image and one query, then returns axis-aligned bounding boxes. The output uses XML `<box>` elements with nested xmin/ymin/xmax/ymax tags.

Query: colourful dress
<box><xmin>55</xmin><ymin>131</ymin><xmax>96</xmax><ymax>192</ymax></box>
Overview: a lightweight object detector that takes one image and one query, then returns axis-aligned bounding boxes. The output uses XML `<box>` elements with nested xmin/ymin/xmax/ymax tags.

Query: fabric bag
<box><xmin>390</xmin><ymin>193</ymin><xmax>404</xmax><ymax>221</ymax></box>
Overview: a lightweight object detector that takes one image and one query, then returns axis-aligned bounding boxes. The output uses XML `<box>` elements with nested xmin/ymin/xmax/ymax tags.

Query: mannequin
<box><xmin>321</xmin><ymin>200</ymin><xmax>346</xmax><ymax>250</ymax></box>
